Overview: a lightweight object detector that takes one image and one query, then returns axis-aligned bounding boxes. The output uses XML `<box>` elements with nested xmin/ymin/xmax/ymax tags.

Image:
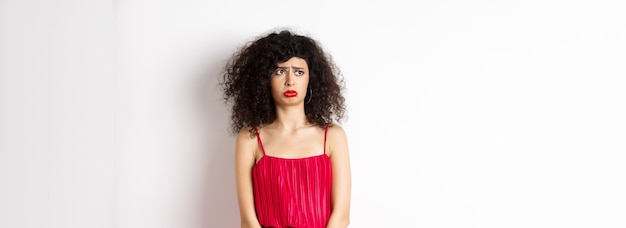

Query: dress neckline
<box><xmin>254</xmin><ymin>153</ymin><xmax>329</xmax><ymax>167</ymax></box>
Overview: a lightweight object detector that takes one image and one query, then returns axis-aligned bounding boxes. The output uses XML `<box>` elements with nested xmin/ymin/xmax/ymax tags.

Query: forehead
<box><xmin>276</xmin><ymin>57</ymin><xmax>308</xmax><ymax>68</ymax></box>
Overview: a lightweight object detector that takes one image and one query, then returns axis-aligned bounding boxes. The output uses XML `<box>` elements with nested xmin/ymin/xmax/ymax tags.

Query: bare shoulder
<box><xmin>327</xmin><ymin>123</ymin><xmax>347</xmax><ymax>139</ymax></box>
<box><xmin>326</xmin><ymin>123</ymin><xmax>349</xmax><ymax>157</ymax></box>
<box><xmin>236</xmin><ymin>126</ymin><xmax>256</xmax><ymax>141</ymax></box>
<box><xmin>235</xmin><ymin>127</ymin><xmax>258</xmax><ymax>153</ymax></box>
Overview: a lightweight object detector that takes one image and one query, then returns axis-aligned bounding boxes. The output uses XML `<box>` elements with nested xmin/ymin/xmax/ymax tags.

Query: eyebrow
<box><xmin>276</xmin><ymin>66</ymin><xmax>306</xmax><ymax>70</ymax></box>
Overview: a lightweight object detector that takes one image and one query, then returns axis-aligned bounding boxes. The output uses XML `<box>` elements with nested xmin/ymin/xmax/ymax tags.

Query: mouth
<box><xmin>283</xmin><ymin>90</ymin><xmax>298</xmax><ymax>97</ymax></box>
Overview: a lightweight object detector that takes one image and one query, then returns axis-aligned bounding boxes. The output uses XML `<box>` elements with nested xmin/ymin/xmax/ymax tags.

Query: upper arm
<box><xmin>327</xmin><ymin>125</ymin><xmax>351</xmax><ymax>219</ymax></box>
<box><xmin>234</xmin><ymin>127</ymin><xmax>260</xmax><ymax>226</ymax></box>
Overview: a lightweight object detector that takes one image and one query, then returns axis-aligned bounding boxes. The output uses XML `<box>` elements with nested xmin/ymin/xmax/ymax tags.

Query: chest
<box><xmin>257</xmin><ymin>132</ymin><xmax>326</xmax><ymax>159</ymax></box>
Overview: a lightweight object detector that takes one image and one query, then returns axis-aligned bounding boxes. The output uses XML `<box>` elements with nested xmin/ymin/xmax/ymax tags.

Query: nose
<box><xmin>285</xmin><ymin>71</ymin><xmax>295</xmax><ymax>86</ymax></box>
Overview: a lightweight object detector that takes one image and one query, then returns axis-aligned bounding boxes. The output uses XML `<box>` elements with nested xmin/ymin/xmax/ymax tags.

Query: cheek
<box><xmin>302</xmin><ymin>76</ymin><xmax>310</xmax><ymax>88</ymax></box>
<box><xmin>269</xmin><ymin>77</ymin><xmax>279</xmax><ymax>88</ymax></box>
<box><xmin>270</xmin><ymin>79</ymin><xmax>283</xmax><ymax>94</ymax></box>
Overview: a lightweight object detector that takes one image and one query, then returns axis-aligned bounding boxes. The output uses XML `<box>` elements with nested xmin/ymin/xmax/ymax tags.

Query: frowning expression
<box><xmin>270</xmin><ymin>57</ymin><xmax>310</xmax><ymax>106</ymax></box>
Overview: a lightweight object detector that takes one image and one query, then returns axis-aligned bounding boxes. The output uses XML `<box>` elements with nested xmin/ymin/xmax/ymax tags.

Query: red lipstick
<box><xmin>283</xmin><ymin>90</ymin><xmax>298</xmax><ymax>97</ymax></box>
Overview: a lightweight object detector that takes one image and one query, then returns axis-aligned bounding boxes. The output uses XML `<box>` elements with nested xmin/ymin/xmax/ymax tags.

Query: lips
<box><xmin>283</xmin><ymin>90</ymin><xmax>298</xmax><ymax>97</ymax></box>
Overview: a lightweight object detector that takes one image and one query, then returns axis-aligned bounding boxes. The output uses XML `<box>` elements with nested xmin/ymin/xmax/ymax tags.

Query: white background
<box><xmin>1</xmin><ymin>0</ymin><xmax>625</xmax><ymax>227</ymax></box>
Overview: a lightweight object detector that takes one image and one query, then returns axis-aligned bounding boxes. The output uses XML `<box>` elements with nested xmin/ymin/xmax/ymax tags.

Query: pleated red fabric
<box><xmin>252</xmin><ymin>124</ymin><xmax>332</xmax><ymax>228</ymax></box>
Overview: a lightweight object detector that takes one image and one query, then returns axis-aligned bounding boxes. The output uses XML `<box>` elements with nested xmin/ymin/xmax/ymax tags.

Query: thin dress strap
<box><xmin>253</xmin><ymin>127</ymin><xmax>266</xmax><ymax>156</ymax></box>
<box><xmin>324</xmin><ymin>123</ymin><xmax>329</xmax><ymax>155</ymax></box>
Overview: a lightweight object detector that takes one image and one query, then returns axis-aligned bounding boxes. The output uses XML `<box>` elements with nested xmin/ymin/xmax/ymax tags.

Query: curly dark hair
<box><xmin>220</xmin><ymin>29</ymin><xmax>346</xmax><ymax>135</ymax></box>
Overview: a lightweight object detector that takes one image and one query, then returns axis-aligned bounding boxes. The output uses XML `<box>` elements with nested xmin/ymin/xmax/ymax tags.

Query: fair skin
<box><xmin>234</xmin><ymin>57</ymin><xmax>351</xmax><ymax>228</ymax></box>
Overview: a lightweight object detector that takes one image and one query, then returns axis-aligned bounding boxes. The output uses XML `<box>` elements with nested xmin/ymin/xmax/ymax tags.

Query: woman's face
<box><xmin>270</xmin><ymin>57</ymin><xmax>310</xmax><ymax>107</ymax></box>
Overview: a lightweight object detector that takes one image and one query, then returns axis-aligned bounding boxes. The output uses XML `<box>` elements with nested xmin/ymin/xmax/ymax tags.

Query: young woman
<box><xmin>220</xmin><ymin>29</ymin><xmax>351</xmax><ymax>228</ymax></box>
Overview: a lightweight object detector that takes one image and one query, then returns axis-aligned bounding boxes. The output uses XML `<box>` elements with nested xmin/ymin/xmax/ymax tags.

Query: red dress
<box><xmin>252</xmin><ymin>124</ymin><xmax>332</xmax><ymax>228</ymax></box>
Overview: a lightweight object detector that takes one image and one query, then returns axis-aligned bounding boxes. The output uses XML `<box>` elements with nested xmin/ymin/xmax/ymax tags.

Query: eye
<box><xmin>274</xmin><ymin>69</ymin><xmax>285</xmax><ymax>75</ymax></box>
<box><xmin>295</xmin><ymin>70</ymin><xmax>305</xmax><ymax>76</ymax></box>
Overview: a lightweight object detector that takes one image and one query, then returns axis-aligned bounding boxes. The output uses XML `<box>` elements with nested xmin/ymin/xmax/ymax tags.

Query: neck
<box><xmin>273</xmin><ymin>105</ymin><xmax>308</xmax><ymax>130</ymax></box>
